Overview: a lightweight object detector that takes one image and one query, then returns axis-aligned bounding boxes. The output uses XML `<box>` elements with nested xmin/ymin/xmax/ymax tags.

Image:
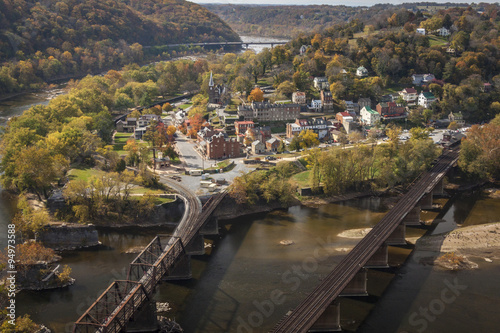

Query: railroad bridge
<box><xmin>73</xmin><ymin>190</ymin><xmax>227</xmax><ymax>332</ymax></box>
<box><xmin>271</xmin><ymin>147</ymin><xmax>460</xmax><ymax>333</ymax></box>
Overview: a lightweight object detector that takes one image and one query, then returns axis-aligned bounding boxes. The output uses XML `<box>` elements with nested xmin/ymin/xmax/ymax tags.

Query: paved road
<box><xmin>175</xmin><ymin>135</ymin><xmax>205</xmax><ymax>170</ymax></box>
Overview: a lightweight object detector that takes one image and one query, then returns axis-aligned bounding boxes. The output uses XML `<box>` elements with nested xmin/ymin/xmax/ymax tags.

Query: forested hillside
<box><xmin>0</xmin><ymin>0</ymin><xmax>239</xmax><ymax>95</ymax></box>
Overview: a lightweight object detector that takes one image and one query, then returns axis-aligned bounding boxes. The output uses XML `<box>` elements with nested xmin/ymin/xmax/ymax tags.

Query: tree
<box><xmin>248</xmin><ymin>87</ymin><xmax>264</xmax><ymax>102</ymax></box>
<box><xmin>300</xmin><ymin>129</ymin><xmax>319</xmax><ymax>148</ymax></box>
<box><xmin>162</xmin><ymin>103</ymin><xmax>173</xmax><ymax>112</ymax></box>
<box><xmin>448</xmin><ymin>121</ymin><xmax>459</xmax><ymax>130</ymax></box>
<box><xmin>277</xmin><ymin>81</ymin><xmax>295</xmax><ymax>97</ymax></box>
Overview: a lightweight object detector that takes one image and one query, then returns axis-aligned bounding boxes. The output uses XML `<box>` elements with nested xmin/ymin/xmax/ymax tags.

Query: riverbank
<box><xmin>409</xmin><ymin>222</ymin><xmax>500</xmax><ymax>255</ymax></box>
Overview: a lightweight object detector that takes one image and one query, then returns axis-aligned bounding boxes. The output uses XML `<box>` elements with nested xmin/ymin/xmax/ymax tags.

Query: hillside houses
<box><xmin>418</xmin><ymin>92</ymin><xmax>437</xmax><ymax>108</ymax></box>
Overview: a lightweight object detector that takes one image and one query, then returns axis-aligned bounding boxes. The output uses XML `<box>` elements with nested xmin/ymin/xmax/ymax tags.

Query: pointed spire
<box><xmin>209</xmin><ymin>71</ymin><xmax>214</xmax><ymax>87</ymax></box>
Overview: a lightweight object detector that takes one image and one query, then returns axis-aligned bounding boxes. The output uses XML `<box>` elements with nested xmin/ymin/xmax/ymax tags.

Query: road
<box><xmin>175</xmin><ymin>135</ymin><xmax>205</xmax><ymax>170</ymax></box>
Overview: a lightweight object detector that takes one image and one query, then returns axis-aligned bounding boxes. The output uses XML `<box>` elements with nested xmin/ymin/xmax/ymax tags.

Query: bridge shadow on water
<box><xmin>354</xmin><ymin>193</ymin><xmax>465</xmax><ymax>333</ymax></box>
<box><xmin>161</xmin><ymin>219</ymin><xmax>254</xmax><ymax>333</ymax></box>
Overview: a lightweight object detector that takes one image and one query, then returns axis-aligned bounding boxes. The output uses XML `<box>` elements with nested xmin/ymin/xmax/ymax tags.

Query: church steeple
<box><xmin>209</xmin><ymin>71</ymin><xmax>214</xmax><ymax>87</ymax></box>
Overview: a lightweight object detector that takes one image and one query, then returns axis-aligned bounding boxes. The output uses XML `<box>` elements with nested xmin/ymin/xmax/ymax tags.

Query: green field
<box><xmin>292</xmin><ymin>170</ymin><xmax>311</xmax><ymax>188</ymax></box>
<box><xmin>114</xmin><ymin>132</ymin><xmax>133</xmax><ymax>155</ymax></box>
<box><xmin>179</xmin><ymin>102</ymin><xmax>193</xmax><ymax>110</ymax></box>
<box><xmin>68</xmin><ymin>167</ymin><xmax>106</xmax><ymax>182</ymax></box>
<box><xmin>428</xmin><ymin>35</ymin><xmax>448</xmax><ymax>47</ymax></box>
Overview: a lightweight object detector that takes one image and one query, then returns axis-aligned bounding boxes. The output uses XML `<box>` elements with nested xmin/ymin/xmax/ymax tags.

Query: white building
<box><xmin>437</xmin><ymin>27</ymin><xmax>450</xmax><ymax>37</ymax></box>
<box><xmin>356</xmin><ymin>66</ymin><xmax>368</xmax><ymax>77</ymax></box>
<box><xmin>416</xmin><ymin>28</ymin><xmax>426</xmax><ymax>35</ymax></box>
<box><xmin>400</xmin><ymin>87</ymin><xmax>418</xmax><ymax>105</ymax></box>
<box><xmin>418</xmin><ymin>92</ymin><xmax>437</xmax><ymax>108</ymax></box>
<box><xmin>313</xmin><ymin>77</ymin><xmax>329</xmax><ymax>90</ymax></box>
<box><xmin>360</xmin><ymin>106</ymin><xmax>380</xmax><ymax>126</ymax></box>
<box><xmin>311</xmin><ymin>99</ymin><xmax>322</xmax><ymax>112</ymax></box>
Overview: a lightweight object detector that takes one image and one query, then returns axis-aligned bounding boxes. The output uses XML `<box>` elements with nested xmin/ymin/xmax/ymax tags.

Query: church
<box><xmin>208</xmin><ymin>71</ymin><xmax>225</xmax><ymax>105</ymax></box>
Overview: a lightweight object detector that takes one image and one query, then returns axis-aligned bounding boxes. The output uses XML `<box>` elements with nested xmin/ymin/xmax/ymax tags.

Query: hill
<box><xmin>0</xmin><ymin>0</ymin><xmax>240</xmax><ymax>61</ymax></box>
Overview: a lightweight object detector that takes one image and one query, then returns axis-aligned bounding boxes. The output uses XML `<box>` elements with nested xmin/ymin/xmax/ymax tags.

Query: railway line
<box><xmin>272</xmin><ymin>148</ymin><xmax>459</xmax><ymax>332</ymax></box>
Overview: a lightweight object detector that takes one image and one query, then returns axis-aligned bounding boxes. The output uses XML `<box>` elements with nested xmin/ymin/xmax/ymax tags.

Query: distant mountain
<box><xmin>0</xmin><ymin>0</ymin><xmax>240</xmax><ymax>60</ymax></box>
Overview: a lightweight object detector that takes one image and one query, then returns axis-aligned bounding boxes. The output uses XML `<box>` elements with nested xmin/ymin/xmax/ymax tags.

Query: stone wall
<box><xmin>39</xmin><ymin>224</ymin><xmax>99</xmax><ymax>251</ymax></box>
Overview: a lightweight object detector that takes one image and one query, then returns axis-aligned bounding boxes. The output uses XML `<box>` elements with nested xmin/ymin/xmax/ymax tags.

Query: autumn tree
<box><xmin>248</xmin><ymin>87</ymin><xmax>264</xmax><ymax>102</ymax></box>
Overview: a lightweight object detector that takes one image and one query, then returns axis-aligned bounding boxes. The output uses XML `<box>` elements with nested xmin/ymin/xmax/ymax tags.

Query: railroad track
<box><xmin>272</xmin><ymin>148</ymin><xmax>459</xmax><ymax>332</ymax></box>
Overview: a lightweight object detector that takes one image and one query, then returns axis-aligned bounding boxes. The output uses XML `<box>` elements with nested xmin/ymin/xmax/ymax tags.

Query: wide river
<box><xmin>1</xmin><ymin>37</ymin><xmax>500</xmax><ymax>332</ymax></box>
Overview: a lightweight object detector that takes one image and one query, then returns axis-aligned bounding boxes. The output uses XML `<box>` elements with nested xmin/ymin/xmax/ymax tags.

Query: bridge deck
<box><xmin>271</xmin><ymin>148</ymin><xmax>459</xmax><ymax>333</ymax></box>
<box><xmin>73</xmin><ymin>191</ymin><xmax>227</xmax><ymax>332</ymax></box>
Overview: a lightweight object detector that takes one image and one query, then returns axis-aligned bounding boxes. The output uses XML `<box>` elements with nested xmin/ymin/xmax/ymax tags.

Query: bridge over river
<box><xmin>144</xmin><ymin>41</ymin><xmax>288</xmax><ymax>50</ymax></box>
<box><xmin>271</xmin><ymin>146</ymin><xmax>460</xmax><ymax>332</ymax></box>
<box><xmin>73</xmin><ymin>178</ymin><xmax>227</xmax><ymax>332</ymax></box>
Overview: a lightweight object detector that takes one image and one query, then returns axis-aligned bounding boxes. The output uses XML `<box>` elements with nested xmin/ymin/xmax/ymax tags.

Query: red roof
<box><xmin>340</xmin><ymin>112</ymin><xmax>351</xmax><ymax>117</ymax></box>
<box><xmin>404</xmin><ymin>88</ymin><xmax>417</xmax><ymax>93</ymax></box>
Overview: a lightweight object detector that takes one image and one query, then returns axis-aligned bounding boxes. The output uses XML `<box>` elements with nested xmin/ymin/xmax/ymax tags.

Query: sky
<box><xmin>191</xmin><ymin>0</ymin><xmax>499</xmax><ymax>6</ymax></box>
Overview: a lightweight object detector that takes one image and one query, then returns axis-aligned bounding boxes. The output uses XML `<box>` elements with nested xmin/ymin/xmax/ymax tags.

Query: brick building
<box><xmin>234</xmin><ymin>121</ymin><xmax>254</xmax><ymax>135</ymax></box>
<box><xmin>206</xmin><ymin>132</ymin><xmax>242</xmax><ymax>160</ymax></box>
<box><xmin>238</xmin><ymin>102</ymin><xmax>301</xmax><ymax>122</ymax></box>
<box><xmin>320</xmin><ymin>90</ymin><xmax>334</xmax><ymax>111</ymax></box>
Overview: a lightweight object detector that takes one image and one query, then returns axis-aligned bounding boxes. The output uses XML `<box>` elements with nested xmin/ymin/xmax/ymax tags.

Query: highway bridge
<box><xmin>73</xmin><ymin>179</ymin><xmax>227</xmax><ymax>332</ymax></box>
<box><xmin>271</xmin><ymin>147</ymin><xmax>460</xmax><ymax>332</ymax></box>
<box><xmin>145</xmin><ymin>41</ymin><xmax>288</xmax><ymax>49</ymax></box>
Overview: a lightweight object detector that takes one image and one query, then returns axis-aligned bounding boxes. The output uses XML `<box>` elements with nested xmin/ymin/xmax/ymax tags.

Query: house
<box><xmin>251</xmin><ymin>140</ymin><xmax>265</xmax><ymax>154</ymax></box>
<box><xmin>482</xmin><ymin>83</ymin><xmax>492</xmax><ymax>92</ymax></box>
<box><xmin>313</xmin><ymin>77</ymin><xmax>329</xmax><ymax>90</ymax></box>
<box><xmin>356</xmin><ymin>66</ymin><xmax>368</xmax><ymax>77</ymax></box>
<box><xmin>448</xmin><ymin>112</ymin><xmax>465</xmax><ymax>127</ymax></box>
<box><xmin>360</xmin><ymin>106</ymin><xmax>380</xmax><ymax>126</ymax></box>
<box><xmin>376</xmin><ymin>102</ymin><xmax>405</xmax><ymax>117</ymax></box>
<box><xmin>266</xmin><ymin>138</ymin><xmax>280</xmax><ymax>152</ymax></box>
<box><xmin>153</xmin><ymin>157</ymin><xmax>170</xmax><ymax>169</ymax></box>
<box><xmin>358</xmin><ymin>97</ymin><xmax>371</xmax><ymax>109</ymax></box>
<box><xmin>238</xmin><ymin>102</ymin><xmax>301</xmax><ymax>122</ymax></box>
<box><xmin>116</xmin><ymin>118</ymin><xmax>137</xmax><ymax>133</ymax></box>
<box><xmin>320</xmin><ymin>90</ymin><xmax>334</xmax><ymax>111</ymax></box>
<box><xmin>134</xmin><ymin>126</ymin><xmax>148</xmax><ymax>140</ymax></box>
<box><xmin>310</xmin><ymin>99</ymin><xmax>322</xmax><ymax>112</ymax></box>
<box><xmin>446</xmin><ymin>47</ymin><xmax>456</xmax><ymax>55</ymax></box>
<box><xmin>437</xmin><ymin>27</ymin><xmax>450</xmax><ymax>37</ymax></box>
<box><xmin>234</xmin><ymin>121</ymin><xmax>254</xmax><ymax>135</ymax></box>
<box><xmin>299</xmin><ymin>45</ymin><xmax>310</xmax><ymax>55</ymax></box>
<box><xmin>399</xmin><ymin>88</ymin><xmax>418</xmax><ymax>105</ymax></box>
<box><xmin>206</xmin><ymin>132</ymin><xmax>242</xmax><ymax>160</ymax></box>
<box><xmin>418</xmin><ymin>92</ymin><xmax>437</xmax><ymax>108</ymax></box>
<box><xmin>344</xmin><ymin>100</ymin><xmax>360</xmax><ymax>114</ymax></box>
<box><xmin>292</xmin><ymin>91</ymin><xmax>307</xmax><ymax>104</ymax></box>
<box><xmin>254</xmin><ymin>126</ymin><xmax>272</xmax><ymax>143</ymax></box>
<box><xmin>336</xmin><ymin>112</ymin><xmax>354</xmax><ymax>124</ymax></box>
<box><xmin>285</xmin><ymin>118</ymin><xmax>328</xmax><ymax>139</ymax></box>
<box><xmin>330</xmin><ymin>129</ymin><xmax>344</xmax><ymax>142</ymax></box>
<box><xmin>416</xmin><ymin>28</ymin><xmax>426</xmax><ymax>35</ymax></box>
<box><xmin>412</xmin><ymin>74</ymin><xmax>436</xmax><ymax>86</ymax></box>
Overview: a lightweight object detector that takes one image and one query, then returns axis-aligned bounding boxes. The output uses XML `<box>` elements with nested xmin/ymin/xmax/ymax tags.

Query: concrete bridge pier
<box><xmin>433</xmin><ymin>178</ymin><xmax>445</xmax><ymax>196</ymax></box>
<box><xmin>340</xmin><ymin>268</ymin><xmax>368</xmax><ymax>296</ymax></box>
<box><xmin>365</xmin><ymin>244</ymin><xmax>389</xmax><ymax>268</ymax></box>
<box><xmin>309</xmin><ymin>300</ymin><xmax>341</xmax><ymax>332</ymax></box>
<box><xmin>165</xmin><ymin>253</ymin><xmax>192</xmax><ymax>280</ymax></box>
<box><xmin>200</xmin><ymin>217</ymin><xmax>219</xmax><ymax>235</ymax></box>
<box><xmin>185</xmin><ymin>233</ymin><xmax>205</xmax><ymax>255</ymax></box>
<box><xmin>385</xmin><ymin>224</ymin><xmax>406</xmax><ymax>245</ymax></box>
<box><xmin>419</xmin><ymin>192</ymin><xmax>434</xmax><ymax>210</ymax></box>
<box><xmin>125</xmin><ymin>301</ymin><xmax>159</xmax><ymax>332</ymax></box>
<box><xmin>403</xmin><ymin>206</ymin><xmax>422</xmax><ymax>226</ymax></box>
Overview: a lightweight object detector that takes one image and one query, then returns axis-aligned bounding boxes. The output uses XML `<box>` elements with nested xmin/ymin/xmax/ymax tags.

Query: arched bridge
<box><xmin>73</xmin><ymin>186</ymin><xmax>227</xmax><ymax>332</ymax></box>
<box><xmin>271</xmin><ymin>147</ymin><xmax>460</xmax><ymax>332</ymax></box>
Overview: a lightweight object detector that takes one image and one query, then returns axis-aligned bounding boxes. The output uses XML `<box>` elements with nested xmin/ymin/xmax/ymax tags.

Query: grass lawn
<box><xmin>179</xmin><ymin>102</ymin><xmax>193</xmax><ymax>110</ymax></box>
<box><xmin>428</xmin><ymin>35</ymin><xmax>448</xmax><ymax>47</ymax></box>
<box><xmin>114</xmin><ymin>132</ymin><xmax>133</xmax><ymax>155</ymax></box>
<box><xmin>292</xmin><ymin>170</ymin><xmax>311</xmax><ymax>188</ymax></box>
<box><xmin>68</xmin><ymin>167</ymin><xmax>106</xmax><ymax>182</ymax></box>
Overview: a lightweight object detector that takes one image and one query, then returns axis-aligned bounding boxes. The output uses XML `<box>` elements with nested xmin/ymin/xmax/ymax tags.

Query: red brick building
<box><xmin>235</xmin><ymin>121</ymin><xmax>255</xmax><ymax>135</ymax></box>
<box><xmin>206</xmin><ymin>132</ymin><xmax>242</xmax><ymax>160</ymax></box>
<box><xmin>320</xmin><ymin>90</ymin><xmax>334</xmax><ymax>111</ymax></box>
<box><xmin>376</xmin><ymin>102</ymin><xmax>405</xmax><ymax>117</ymax></box>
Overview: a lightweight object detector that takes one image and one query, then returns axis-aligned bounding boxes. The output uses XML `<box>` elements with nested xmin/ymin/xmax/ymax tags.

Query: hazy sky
<box><xmin>192</xmin><ymin>1</ymin><xmax>498</xmax><ymax>6</ymax></box>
